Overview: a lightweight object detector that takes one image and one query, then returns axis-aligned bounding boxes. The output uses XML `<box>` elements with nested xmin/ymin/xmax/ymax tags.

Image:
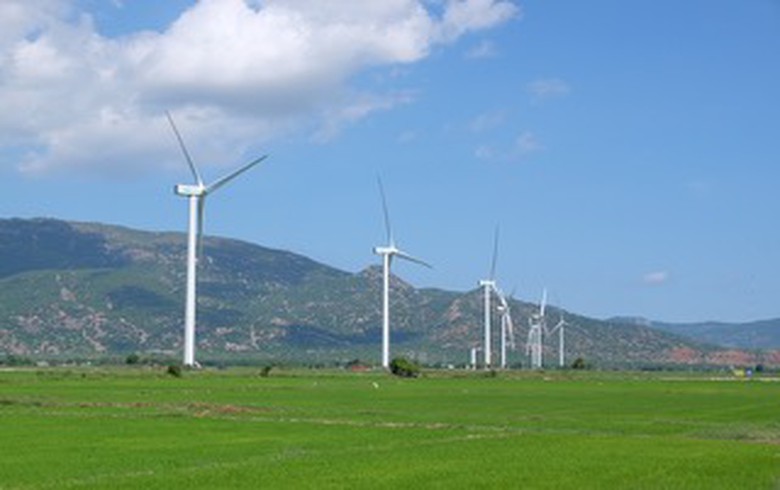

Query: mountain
<box><xmin>643</xmin><ymin>319</ymin><xmax>780</xmax><ymax>350</ymax></box>
<box><xmin>1</xmin><ymin>218</ymin><xmax>778</xmax><ymax>368</ymax></box>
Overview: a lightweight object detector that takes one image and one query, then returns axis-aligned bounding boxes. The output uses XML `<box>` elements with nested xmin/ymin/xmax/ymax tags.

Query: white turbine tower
<box><xmin>548</xmin><ymin>311</ymin><xmax>568</xmax><ymax>368</ymax></box>
<box><xmin>478</xmin><ymin>227</ymin><xmax>499</xmax><ymax>368</ymax></box>
<box><xmin>496</xmin><ymin>288</ymin><xmax>516</xmax><ymax>369</ymax></box>
<box><xmin>527</xmin><ymin>288</ymin><xmax>546</xmax><ymax>369</ymax></box>
<box><xmin>373</xmin><ymin>178</ymin><xmax>431</xmax><ymax>369</ymax></box>
<box><xmin>469</xmin><ymin>346</ymin><xmax>481</xmax><ymax>370</ymax></box>
<box><xmin>167</xmin><ymin>112</ymin><xmax>267</xmax><ymax>367</ymax></box>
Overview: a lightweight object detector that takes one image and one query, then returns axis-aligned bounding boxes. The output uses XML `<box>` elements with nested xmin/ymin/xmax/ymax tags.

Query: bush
<box><xmin>389</xmin><ymin>357</ymin><xmax>420</xmax><ymax>378</ymax></box>
<box><xmin>125</xmin><ymin>353</ymin><xmax>140</xmax><ymax>365</ymax></box>
<box><xmin>571</xmin><ymin>357</ymin><xmax>587</xmax><ymax>370</ymax></box>
<box><xmin>259</xmin><ymin>365</ymin><xmax>273</xmax><ymax>378</ymax></box>
<box><xmin>166</xmin><ymin>364</ymin><xmax>183</xmax><ymax>377</ymax></box>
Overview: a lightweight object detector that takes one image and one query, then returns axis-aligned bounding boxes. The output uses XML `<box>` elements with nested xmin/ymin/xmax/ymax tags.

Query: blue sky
<box><xmin>0</xmin><ymin>0</ymin><xmax>778</xmax><ymax>323</ymax></box>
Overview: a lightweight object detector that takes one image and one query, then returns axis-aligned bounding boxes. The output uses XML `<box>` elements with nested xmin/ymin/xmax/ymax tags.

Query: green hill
<box><xmin>0</xmin><ymin>218</ymin><xmax>777</xmax><ymax>368</ymax></box>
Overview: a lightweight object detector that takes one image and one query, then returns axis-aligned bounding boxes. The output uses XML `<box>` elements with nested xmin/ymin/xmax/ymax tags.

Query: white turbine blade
<box><xmin>377</xmin><ymin>176</ymin><xmax>394</xmax><ymax>246</ymax></box>
<box><xmin>489</xmin><ymin>225</ymin><xmax>499</xmax><ymax>280</ymax></box>
<box><xmin>205</xmin><ymin>155</ymin><xmax>267</xmax><ymax>194</ymax></box>
<box><xmin>394</xmin><ymin>249</ymin><xmax>433</xmax><ymax>269</ymax></box>
<box><xmin>506</xmin><ymin>312</ymin><xmax>515</xmax><ymax>349</ymax></box>
<box><xmin>540</xmin><ymin>288</ymin><xmax>547</xmax><ymax>317</ymax></box>
<box><xmin>495</xmin><ymin>287</ymin><xmax>508</xmax><ymax>309</ymax></box>
<box><xmin>166</xmin><ymin>111</ymin><xmax>203</xmax><ymax>186</ymax></box>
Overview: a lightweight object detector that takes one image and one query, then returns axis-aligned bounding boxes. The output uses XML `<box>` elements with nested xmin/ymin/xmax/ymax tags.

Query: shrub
<box><xmin>125</xmin><ymin>353</ymin><xmax>140</xmax><ymax>365</ymax></box>
<box><xmin>571</xmin><ymin>357</ymin><xmax>586</xmax><ymax>370</ymax></box>
<box><xmin>389</xmin><ymin>357</ymin><xmax>420</xmax><ymax>378</ymax></box>
<box><xmin>166</xmin><ymin>364</ymin><xmax>183</xmax><ymax>378</ymax></box>
<box><xmin>259</xmin><ymin>365</ymin><xmax>273</xmax><ymax>378</ymax></box>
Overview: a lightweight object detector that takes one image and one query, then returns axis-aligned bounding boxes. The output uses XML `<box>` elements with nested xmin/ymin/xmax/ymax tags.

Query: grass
<box><xmin>0</xmin><ymin>368</ymin><xmax>778</xmax><ymax>489</ymax></box>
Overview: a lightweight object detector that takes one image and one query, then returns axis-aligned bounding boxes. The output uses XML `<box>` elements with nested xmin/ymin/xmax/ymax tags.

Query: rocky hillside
<box><xmin>0</xmin><ymin>218</ymin><xmax>777</xmax><ymax>367</ymax></box>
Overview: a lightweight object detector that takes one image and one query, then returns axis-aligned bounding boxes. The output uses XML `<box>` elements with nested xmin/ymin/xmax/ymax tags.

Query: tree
<box><xmin>389</xmin><ymin>357</ymin><xmax>420</xmax><ymax>378</ymax></box>
<box><xmin>571</xmin><ymin>357</ymin><xmax>586</xmax><ymax>370</ymax></box>
<box><xmin>166</xmin><ymin>364</ymin><xmax>183</xmax><ymax>377</ymax></box>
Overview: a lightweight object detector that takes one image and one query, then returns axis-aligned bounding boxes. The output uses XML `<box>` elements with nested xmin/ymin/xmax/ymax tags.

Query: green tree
<box><xmin>389</xmin><ymin>357</ymin><xmax>420</xmax><ymax>378</ymax></box>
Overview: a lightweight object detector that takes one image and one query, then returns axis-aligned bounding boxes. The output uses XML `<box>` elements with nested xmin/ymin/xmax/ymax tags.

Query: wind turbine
<box><xmin>167</xmin><ymin>112</ymin><xmax>267</xmax><ymax>367</ymax></box>
<box><xmin>373</xmin><ymin>177</ymin><xmax>431</xmax><ymax>369</ymax></box>
<box><xmin>548</xmin><ymin>310</ymin><xmax>569</xmax><ymax>368</ymax></box>
<box><xmin>478</xmin><ymin>227</ymin><xmax>499</xmax><ymax>368</ymax></box>
<box><xmin>469</xmin><ymin>346</ymin><xmax>481</xmax><ymax>370</ymax></box>
<box><xmin>496</xmin><ymin>288</ymin><xmax>516</xmax><ymax>369</ymax></box>
<box><xmin>527</xmin><ymin>288</ymin><xmax>546</xmax><ymax>369</ymax></box>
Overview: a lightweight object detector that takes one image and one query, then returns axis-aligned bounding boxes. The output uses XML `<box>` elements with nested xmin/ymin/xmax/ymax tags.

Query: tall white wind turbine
<box><xmin>167</xmin><ymin>112</ymin><xmax>267</xmax><ymax>367</ymax></box>
<box><xmin>478</xmin><ymin>227</ymin><xmax>499</xmax><ymax>368</ymax></box>
<box><xmin>548</xmin><ymin>311</ymin><xmax>568</xmax><ymax>368</ymax></box>
<box><xmin>496</xmin><ymin>288</ymin><xmax>515</xmax><ymax>369</ymax></box>
<box><xmin>527</xmin><ymin>288</ymin><xmax>546</xmax><ymax>369</ymax></box>
<box><xmin>373</xmin><ymin>178</ymin><xmax>431</xmax><ymax>369</ymax></box>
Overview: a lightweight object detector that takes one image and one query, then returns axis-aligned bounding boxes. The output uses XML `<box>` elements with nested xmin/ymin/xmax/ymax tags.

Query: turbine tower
<box><xmin>527</xmin><ymin>288</ymin><xmax>546</xmax><ymax>369</ymax></box>
<box><xmin>167</xmin><ymin>112</ymin><xmax>267</xmax><ymax>367</ymax></box>
<box><xmin>373</xmin><ymin>177</ymin><xmax>430</xmax><ymax>369</ymax></box>
<box><xmin>478</xmin><ymin>227</ymin><xmax>499</xmax><ymax>368</ymax></box>
<box><xmin>548</xmin><ymin>311</ymin><xmax>568</xmax><ymax>368</ymax></box>
<box><xmin>496</xmin><ymin>288</ymin><xmax>515</xmax><ymax>369</ymax></box>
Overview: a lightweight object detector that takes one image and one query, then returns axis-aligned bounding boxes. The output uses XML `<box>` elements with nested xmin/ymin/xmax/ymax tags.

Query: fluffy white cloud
<box><xmin>0</xmin><ymin>0</ymin><xmax>519</xmax><ymax>176</ymax></box>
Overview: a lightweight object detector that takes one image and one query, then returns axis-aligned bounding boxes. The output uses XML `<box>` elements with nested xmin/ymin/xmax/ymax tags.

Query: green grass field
<box><xmin>0</xmin><ymin>368</ymin><xmax>778</xmax><ymax>489</ymax></box>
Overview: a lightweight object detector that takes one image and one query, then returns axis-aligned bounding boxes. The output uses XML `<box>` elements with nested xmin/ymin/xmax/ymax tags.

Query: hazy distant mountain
<box><xmin>1</xmin><ymin>218</ymin><xmax>777</xmax><ymax>368</ymax></box>
<box><xmin>649</xmin><ymin>319</ymin><xmax>780</xmax><ymax>350</ymax></box>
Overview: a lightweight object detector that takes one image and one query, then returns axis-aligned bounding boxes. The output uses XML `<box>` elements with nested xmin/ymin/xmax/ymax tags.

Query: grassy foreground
<box><xmin>0</xmin><ymin>368</ymin><xmax>778</xmax><ymax>489</ymax></box>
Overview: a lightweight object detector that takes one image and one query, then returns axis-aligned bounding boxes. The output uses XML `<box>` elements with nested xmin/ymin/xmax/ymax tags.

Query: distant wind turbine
<box><xmin>496</xmin><ymin>287</ymin><xmax>516</xmax><ymax>369</ymax></box>
<box><xmin>167</xmin><ymin>111</ymin><xmax>267</xmax><ymax>367</ymax></box>
<box><xmin>527</xmin><ymin>288</ymin><xmax>546</xmax><ymax>369</ymax></box>
<box><xmin>373</xmin><ymin>177</ymin><xmax>431</xmax><ymax>369</ymax></box>
<box><xmin>477</xmin><ymin>226</ymin><xmax>499</xmax><ymax>368</ymax></box>
<box><xmin>548</xmin><ymin>310</ymin><xmax>569</xmax><ymax>368</ymax></box>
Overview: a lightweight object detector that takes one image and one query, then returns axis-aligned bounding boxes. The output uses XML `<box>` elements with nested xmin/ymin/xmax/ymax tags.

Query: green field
<box><xmin>0</xmin><ymin>368</ymin><xmax>778</xmax><ymax>489</ymax></box>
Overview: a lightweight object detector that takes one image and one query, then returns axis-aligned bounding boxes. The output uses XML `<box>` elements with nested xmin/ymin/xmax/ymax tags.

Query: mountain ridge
<box><xmin>1</xmin><ymin>217</ymin><xmax>778</xmax><ymax>367</ymax></box>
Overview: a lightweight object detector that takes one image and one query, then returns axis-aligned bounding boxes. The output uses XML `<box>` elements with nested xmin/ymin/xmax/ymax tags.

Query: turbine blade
<box><xmin>506</xmin><ymin>312</ymin><xmax>515</xmax><ymax>348</ymax></box>
<box><xmin>166</xmin><ymin>111</ymin><xmax>203</xmax><ymax>186</ymax></box>
<box><xmin>489</xmin><ymin>225</ymin><xmax>499</xmax><ymax>280</ymax></box>
<box><xmin>377</xmin><ymin>176</ymin><xmax>393</xmax><ymax>246</ymax></box>
<box><xmin>395</xmin><ymin>249</ymin><xmax>432</xmax><ymax>269</ymax></box>
<box><xmin>540</xmin><ymin>288</ymin><xmax>547</xmax><ymax>317</ymax></box>
<box><xmin>495</xmin><ymin>286</ymin><xmax>508</xmax><ymax>309</ymax></box>
<box><xmin>205</xmin><ymin>155</ymin><xmax>267</xmax><ymax>194</ymax></box>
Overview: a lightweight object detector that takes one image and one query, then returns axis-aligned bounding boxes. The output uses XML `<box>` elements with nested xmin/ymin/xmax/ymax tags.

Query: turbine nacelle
<box><xmin>478</xmin><ymin>279</ymin><xmax>496</xmax><ymax>288</ymax></box>
<box><xmin>174</xmin><ymin>184</ymin><xmax>206</xmax><ymax>197</ymax></box>
<box><xmin>373</xmin><ymin>245</ymin><xmax>398</xmax><ymax>256</ymax></box>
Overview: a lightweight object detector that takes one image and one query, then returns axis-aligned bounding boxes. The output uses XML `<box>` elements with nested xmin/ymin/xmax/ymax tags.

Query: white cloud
<box><xmin>437</xmin><ymin>0</ymin><xmax>520</xmax><ymax>42</ymax></box>
<box><xmin>515</xmin><ymin>131</ymin><xmax>543</xmax><ymax>155</ymax></box>
<box><xmin>527</xmin><ymin>77</ymin><xmax>571</xmax><ymax>101</ymax></box>
<box><xmin>473</xmin><ymin>130</ymin><xmax>542</xmax><ymax>162</ymax></box>
<box><xmin>642</xmin><ymin>271</ymin><xmax>669</xmax><ymax>286</ymax></box>
<box><xmin>465</xmin><ymin>39</ymin><xmax>497</xmax><ymax>59</ymax></box>
<box><xmin>469</xmin><ymin>110</ymin><xmax>505</xmax><ymax>132</ymax></box>
<box><xmin>0</xmin><ymin>0</ymin><xmax>519</xmax><ymax>176</ymax></box>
